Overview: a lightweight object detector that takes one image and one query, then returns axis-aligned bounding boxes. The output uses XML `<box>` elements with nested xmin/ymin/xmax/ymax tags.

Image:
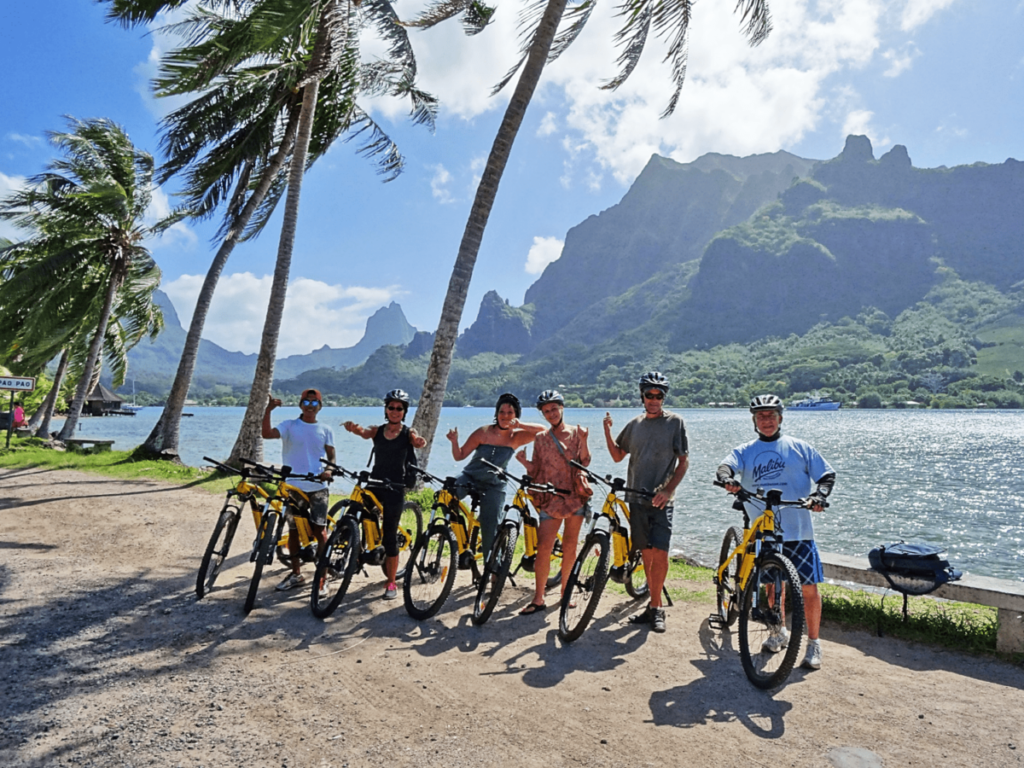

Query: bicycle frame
<box><xmin>433</xmin><ymin>487</ymin><xmax>479</xmax><ymax>555</ymax></box>
<box><xmin>714</xmin><ymin>489</ymin><xmax>792</xmax><ymax>610</ymax></box>
<box><xmin>321</xmin><ymin>461</ymin><xmax>415</xmax><ymax>563</ymax></box>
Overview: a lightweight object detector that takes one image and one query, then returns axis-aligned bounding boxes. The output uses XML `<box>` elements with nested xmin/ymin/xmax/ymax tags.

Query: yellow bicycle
<box><xmin>402</xmin><ymin>466</ymin><xmax>484</xmax><ymax>620</ymax></box>
<box><xmin>198</xmin><ymin>458</ymin><xmax>321</xmax><ymax>599</ymax></box>
<box><xmin>471</xmin><ymin>459</ymin><xmax>565</xmax><ymax>625</ymax></box>
<box><xmin>240</xmin><ymin>460</ymin><xmax>323</xmax><ymax>614</ymax></box>
<box><xmin>196</xmin><ymin>457</ymin><xmax>271</xmax><ymax>598</ymax></box>
<box><xmin>710</xmin><ymin>482</ymin><xmax>821</xmax><ymax>689</ymax></box>
<box><xmin>310</xmin><ymin>460</ymin><xmax>423</xmax><ymax>618</ymax></box>
<box><xmin>558</xmin><ymin>461</ymin><xmax>659</xmax><ymax>642</ymax></box>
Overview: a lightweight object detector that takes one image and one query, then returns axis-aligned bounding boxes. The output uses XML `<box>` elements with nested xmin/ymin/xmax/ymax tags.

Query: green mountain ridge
<box><xmin>290</xmin><ymin>136</ymin><xmax>1024</xmax><ymax>408</ymax></box>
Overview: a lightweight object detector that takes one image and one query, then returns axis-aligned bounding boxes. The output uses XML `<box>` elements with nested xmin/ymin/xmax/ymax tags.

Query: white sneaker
<box><xmin>761</xmin><ymin>626</ymin><xmax>790</xmax><ymax>653</ymax></box>
<box><xmin>275</xmin><ymin>572</ymin><xmax>306</xmax><ymax>591</ymax></box>
<box><xmin>802</xmin><ymin>639</ymin><xmax>822</xmax><ymax>670</ymax></box>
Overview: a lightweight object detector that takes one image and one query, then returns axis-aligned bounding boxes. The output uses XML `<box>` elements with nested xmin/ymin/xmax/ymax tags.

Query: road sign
<box><xmin>0</xmin><ymin>376</ymin><xmax>36</xmax><ymax>392</ymax></box>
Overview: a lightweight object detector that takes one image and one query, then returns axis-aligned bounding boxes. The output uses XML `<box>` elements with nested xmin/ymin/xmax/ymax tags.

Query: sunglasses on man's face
<box><xmin>643</xmin><ymin>391</ymin><xmax>664</xmax><ymax>401</ymax></box>
<box><xmin>386</xmin><ymin>405</ymin><xmax>405</xmax><ymax>412</ymax></box>
<box><xmin>301</xmin><ymin>399</ymin><xmax>320</xmax><ymax>407</ymax></box>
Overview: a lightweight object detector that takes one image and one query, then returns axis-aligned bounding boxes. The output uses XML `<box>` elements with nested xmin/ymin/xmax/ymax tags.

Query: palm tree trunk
<box><xmin>30</xmin><ymin>348</ymin><xmax>69</xmax><ymax>437</ymax></box>
<box><xmin>137</xmin><ymin>107</ymin><xmax>301</xmax><ymax>461</ymax></box>
<box><xmin>228</xmin><ymin>0</ymin><xmax>342</xmax><ymax>466</ymax></box>
<box><xmin>411</xmin><ymin>0</ymin><xmax>568</xmax><ymax>466</ymax></box>
<box><xmin>228</xmin><ymin>78</ymin><xmax>321</xmax><ymax>466</ymax></box>
<box><xmin>58</xmin><ymin>277</ymin><xmax>119</xmax><ymax>441</ymax></box>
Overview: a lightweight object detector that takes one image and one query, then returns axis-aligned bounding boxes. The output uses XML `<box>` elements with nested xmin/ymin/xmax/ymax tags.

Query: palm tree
<box><xmin>407</xmin><ymin>0</ymin><xmax>772</xmax><ymax>464</ymax></box>
<box><xmin>103</xmin><ymin>0</ymin><xmax>435</xmax><ymax>463</ymax></box>
<box><xmin>0</xmin><ymin>118</ymin><xmax>174</xmax><ymax>441</ymax></box>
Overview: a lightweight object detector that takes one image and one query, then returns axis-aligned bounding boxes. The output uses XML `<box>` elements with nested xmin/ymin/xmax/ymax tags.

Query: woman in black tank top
<box><xmin>343</xmin><ymin>389</ymin><xmax>425</xmax><ymax>600</ymax></box>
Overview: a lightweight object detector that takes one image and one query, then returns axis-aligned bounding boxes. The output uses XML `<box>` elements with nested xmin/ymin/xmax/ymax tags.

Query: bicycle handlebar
<box><xmin>205</xmin><ymin>456</ymin><xmax>276</xmax><ymax>482</ymax></box>
<box><xmin>319</xmin><ymin>458</ymin><xmax>404</xmax><ymax>493</ymax></box>
<box><xmin>236</xmin><ymin>456</ymin><xmax>321</xmax><ymax>485</ymax></box>
<box><xmin>568</xmin><ymin>460</ymin><xmax>655</xmax><ymax>499</ymax></box>
<box><xmin>479</xmin><ymin>458</ymin><xmax>569</xmax><ymax>496</ymax></box>
<box><xmin>712</xmin><ymin>480</ymin><xmax>827</xmax><ymax>509</ymax></box>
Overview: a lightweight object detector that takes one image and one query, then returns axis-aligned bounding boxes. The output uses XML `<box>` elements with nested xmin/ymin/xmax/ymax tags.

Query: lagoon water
<box><xmin>58</xmin><ymin>406</ymin><xmax>1024</xmax><ymax>582</ymax></box>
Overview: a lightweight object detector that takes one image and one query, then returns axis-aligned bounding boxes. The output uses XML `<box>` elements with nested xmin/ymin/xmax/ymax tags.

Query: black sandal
<box><xmin>519</xmin><ymin>602</ymin><xmax>547</xmax><ymax>615</ymax></box>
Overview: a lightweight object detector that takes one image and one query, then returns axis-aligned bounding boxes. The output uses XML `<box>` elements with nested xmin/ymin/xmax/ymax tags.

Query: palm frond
<box><xmin>601</xmin><ymin>1</ymin><xmax>652</xmax><ymax>92</ymax></box>
<box><xmin>490</xmin><ymin>0</ymin><xmax>549</xmax><ymax>95</ymax></box>
<box><xmin>548</xmin><ymin>0</ymin><xmax>598</xmax><ymax>62</ymax></box>
<box><xmin>403</xmin><ymin>0</ymin><xmax>495</xmax><ymax>34</ymax></box>
<box><xmin>735</xmin><ymin>0</ymin><xmax>771</xmax><ymax>45</ymax></box>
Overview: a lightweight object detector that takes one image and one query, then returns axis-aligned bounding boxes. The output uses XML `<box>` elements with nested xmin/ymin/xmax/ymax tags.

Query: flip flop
<box><xmin>519</xmin><ymin>602</ymin><xmax>547</xmax><ymax>615</ymax></box>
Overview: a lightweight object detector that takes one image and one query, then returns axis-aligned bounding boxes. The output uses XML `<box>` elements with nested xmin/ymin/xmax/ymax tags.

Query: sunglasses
<box><xmin>386</xmin><ymin>404</ymin><xmax>405</xmax><ymax>412</ymax></box>
<box><xmin>300</xmin><ymin>399</ymin><xmax>320</xmax><ymax>407</ymax></box>
<box><xmin>643</xmin><ymin>391</ymin><xmax>665</xmax><ymax>400</ymax></box>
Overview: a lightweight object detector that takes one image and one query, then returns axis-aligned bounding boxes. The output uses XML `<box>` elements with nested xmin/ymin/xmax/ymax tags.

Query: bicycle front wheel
<box><xmin>244</xmin><ymin>510</ymin><xmax>279</xmax><ymax>614</ymax></box>
<box><xmin>738</xmin><ymin>552</ymin><xmax>806</xmax><ymax>689</ymax></box>
<box><xmin>310</xmin><ymin>517</ymin><xmax>360</xmax><ymax>619</ymax></box>
<box><xmin>716</xmin><ymin>526</ymin><xmax>743</xmax><ymax>627</ymax></box>
<box><xmin>383</xmin><ymin>500</ymin><xmax>425</xmax><ymax>580</ymax></box>
<box><xmin>624</xmin><ymin>549</ymin><xmax>649</xmax><ymax>600</ymax></box>
<box><xmin>559</xmin><ymin>532</ymin><xmax>611</xmax><ymax>643</ymax></box>
<box><xmin>472</xmin><ymin>523</ymin><xmax>519</xmax><ymax>626</ymax></box>
<box><xmin>197</xmin><ymin>505</ymin><xmax>241</xmax><ymax>598</ymax></box>
<box><xmin>403</xmin><ymin>522</ymin><xmax>458</xmax><ymax>620</ymax></box>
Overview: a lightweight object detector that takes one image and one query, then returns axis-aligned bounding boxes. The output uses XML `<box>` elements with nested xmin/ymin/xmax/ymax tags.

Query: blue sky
<box><xmin>2</xmin><ymin>0</ymin><xmax>1023</xmax><ymax>356</ymax></box>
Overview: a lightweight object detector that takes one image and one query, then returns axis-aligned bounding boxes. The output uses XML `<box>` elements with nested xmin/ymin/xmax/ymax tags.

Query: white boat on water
<box><xmin>790</xmin><ymin>395</ymin><xmax>841</xmax><ymax>411</ymax></box>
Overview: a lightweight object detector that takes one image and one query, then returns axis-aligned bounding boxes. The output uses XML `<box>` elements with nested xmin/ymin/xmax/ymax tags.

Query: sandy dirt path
<box><xmin>1</xmin><ymin>466</ymin><xmax>1022</xmax><ymax>768</ymax></box>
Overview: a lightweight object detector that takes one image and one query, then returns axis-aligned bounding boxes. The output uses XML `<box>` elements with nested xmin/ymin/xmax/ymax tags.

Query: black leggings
<box><xmin>379</xmin><ymin>490</ymin><xmax>405</xmax><ymax>558</ymax></box>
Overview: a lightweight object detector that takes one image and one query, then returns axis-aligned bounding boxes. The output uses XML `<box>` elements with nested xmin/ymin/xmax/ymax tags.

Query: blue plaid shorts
<box><xmin>779</xmin><ymin>540</ymin><xmax>824</xmax><ymax>586</ymax></box>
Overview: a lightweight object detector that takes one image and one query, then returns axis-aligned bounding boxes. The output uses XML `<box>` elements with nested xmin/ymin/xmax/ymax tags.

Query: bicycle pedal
<box><xmin>707</xmin><ymin>614</ymin><xmax>726</xmax><ymax>629</ymax></box>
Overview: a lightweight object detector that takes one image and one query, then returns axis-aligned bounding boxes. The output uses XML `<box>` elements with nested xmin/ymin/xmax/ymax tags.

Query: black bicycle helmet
<box><xmin>535</xmin><ymin>389</ymin><xmax>564</xmax><ymax>409</ymax></box>
<box><xmin>384</xmin><ymin>389</ymin><xmax>410</xmax><ymax>407</ymax></box>
<box><xmin>494</xmin><ymin>392</ymin><xmax>522</xmax><ymax>420</ymax></box>
<box><xmin>749</xmin><ymin>394</ymin><xmax>784</xmax><ymax>414</ymax></box>
<box><xmin>638</xmin><ymin>371</ymin><xmax>670</xmax><ymax>395</ymax></box>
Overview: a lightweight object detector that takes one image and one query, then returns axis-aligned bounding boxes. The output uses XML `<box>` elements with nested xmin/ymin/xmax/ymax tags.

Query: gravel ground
<box><xmin>1</xmin><ymin>466</ymin><xmax>1022</xmax><ymax>768</ymax></box>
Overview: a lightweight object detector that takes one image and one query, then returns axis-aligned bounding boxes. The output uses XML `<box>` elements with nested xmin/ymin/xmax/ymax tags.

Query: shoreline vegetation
<box><xmin>1</xmin><ymin>438</ymin><xmax>1009</xmax><ymax>662</ymax></box>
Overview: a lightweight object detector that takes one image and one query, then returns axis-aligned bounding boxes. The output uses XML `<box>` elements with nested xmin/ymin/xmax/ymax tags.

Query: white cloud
<box><xmin>399</xmin><ymin>0</ymin><xmax>944</xmax><ymax>184</ymax></box>
<box><xmin>430</xmin><ymin>163</ymin><xmax>454</xmax><ymax>203</ymax></box>
<box><xmin>524</xmin><ymin>236</ymin><xmax>563</xmax><ymax>275</ymax></box>
<box><xmin>145</xmin><ymin>185</ymin><xmax>198</xmax><ymax>251</ymax></box>
<box><xmin>901</xmin><ymin>0</ymin><xmax>959</xmax><ymax>31</ymax></box>
<box><xmin>935</xmin><ymin>119</ymin><xmax>969</xmax><ymax>139</ymax></box>
<box><xmin>468</xmin><ymin>155</ymin><xmax>486</xmax><ymax>194</ymax></box>
<box><xmin>882</xmin><ymin>43</ymin><xmax>920</xmax><ymax>77</ymax></box>
<box><xmin>163</xmin><ymin>273</ymin><xmax>405</xmax><ymax>355</ymax></box>
<box><xmin>842</xmin><ymin>109</ymin><xmax>890</xmax><ymax>149</ymax></box>
<box><xmin>6</xmin><ymin>133</ymin><xmax>42</xmax><ymax>148</ymax></box>
<box><xmin>0</xmin><ymin>171</ymin><xmax>27</xmax><ymax>242</ymax></box>
<box><xmin>537</xmin><ymin>112</ymin><xmax>558</xmax><ymax>137</ymax></box>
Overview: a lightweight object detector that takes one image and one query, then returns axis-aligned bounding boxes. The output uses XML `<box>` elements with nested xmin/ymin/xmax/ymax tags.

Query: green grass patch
<box><xmin>0</xmin><ymin>437</ymin><xmax>216</xmax><ymax>488</ymax></box>
<box><xmin>821</xmin><ymin>583</ymin><xmax>998</xmax><ymax>653</ymax></box>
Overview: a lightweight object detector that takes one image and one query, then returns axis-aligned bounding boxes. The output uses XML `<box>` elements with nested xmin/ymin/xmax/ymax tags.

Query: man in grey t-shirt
<box><xmin>603</xmin><ymin>372</ymin><xmax>689</xmax><ymax>633</ymax></box>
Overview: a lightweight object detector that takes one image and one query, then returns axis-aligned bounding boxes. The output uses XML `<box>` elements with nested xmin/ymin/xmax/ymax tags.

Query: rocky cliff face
<box><xmin>274</xmin><ymin>302</ymin><xmax>417</xmax><ymax>379</ymax></box>
<box><xmin>522</xmin><ymin>150</ymin><xmax>818</xmax><ymax>345</ymax></box>
<box><xmin>457</xmin><ymin>291</ymin><xmax>535</xmax><ymax>357</ymax></box>
<box><xmin>666</xmin><ymin>135</ymin><xmax>1023</xmax><ymax>349</ymax></box>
